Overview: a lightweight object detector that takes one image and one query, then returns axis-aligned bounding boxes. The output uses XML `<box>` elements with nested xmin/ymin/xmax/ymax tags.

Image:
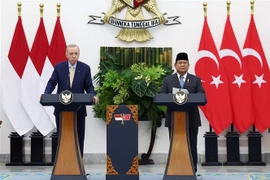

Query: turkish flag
<box><xmin>242</xmin><ymin>15</ymin><xmax>270</xmax><ymax>132</ymax></box>
<box><xmin>48</xmin><ymin>17</ymin><xmax>67</xmax><ymax>67</ymax></box>
<box><xmin>123</xmin><ymin>114</ymin><xmax>131</xmax><ymax>121</ymax></box>
<box><xmin>195</xmin><ymin>17</ymin><xmax>233</xmax><ymax>134</ymax></box>
<box><xmin>219</xmin><ymin>16</ymin><xmax>254</xmax><ymax>133</ymax></box>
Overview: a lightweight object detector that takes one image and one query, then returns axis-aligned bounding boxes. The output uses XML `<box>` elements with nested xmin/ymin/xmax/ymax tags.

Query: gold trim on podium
<box><xmin>167</xmin><ymin>112</ymin><xmax>193</xmax><ymax>175</ymax></box>
<box><xmin>106</xmin><ymin>155</ymin><xmax>119</xmax><ymax>175</ymax></box>
<box><xmin>106</xmin><ymin>105</ymin><xmax>118</xmax><ymax>125</ymax></box>
<box><xmin>126</xmin><ymin>155</ymin><xmax>139</xmax><ymax>174</ymax></box>
<box><xmin>127</xmin><ymin>105</ymin><xmax>139</xmax><ymax>124</ymax></box>
<box><xmin>53</xmin><ymin>112</ymin><xmax>85</xmax><ymax>175</ymax></box>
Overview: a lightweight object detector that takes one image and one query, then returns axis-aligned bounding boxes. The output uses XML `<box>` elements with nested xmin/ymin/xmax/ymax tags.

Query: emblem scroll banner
<box><xmin>88</xmin><ymin>15</ymin><xmax>180</xmax><ymax>27</ymax></box>
<box><xmin>109</xmin><ymin>17</ymin><xmax>159</xmax><ymax>29</ymax></box>
<box><xmin>88</xmin><ymin>0</ymin><xmax>181</xmax><ymax>42</ymax></box>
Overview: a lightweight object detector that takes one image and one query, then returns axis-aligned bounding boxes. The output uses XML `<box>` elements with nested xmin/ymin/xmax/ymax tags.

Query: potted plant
<box><xmin>93</xmin><ymin>62</ymin><xmax>172</xmax><ymax>127</ymax></box>
<box><xmin>93</xmin><ymin>52</ymin><xmax>173</xmax><ymax>164</ymax></box>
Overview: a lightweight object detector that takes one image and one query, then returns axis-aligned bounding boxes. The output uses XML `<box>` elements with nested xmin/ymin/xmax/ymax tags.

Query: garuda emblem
<box><xmin>173</xmin><ymin>91</ymin><xmax>188</xmax><ymax>105</ymax></box>
<box><xmin>88</xmin><ymin>0</ymin><xmax>180</xmax><ymax>42</ymax></box>
<box><xmin>59</xmin><ymin>90</ymin><xmax>74</xmax><ymax>105</ymax></box>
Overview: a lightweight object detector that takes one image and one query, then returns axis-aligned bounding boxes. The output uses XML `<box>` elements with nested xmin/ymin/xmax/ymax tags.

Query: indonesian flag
<box><xmin>20</xmin><ymin>17</ymin><xmax>55</xmax><ymax>136</ymax></box>
<box><xmin>195</xmin><ymin>16</ymin><xmax>233</xmax><ymax>134</ymax></box>
<box><xmin>219</xmin><ymin>15</ymin><xmax>254</xmax><ymax>133</ymax></box>
<box><xmin>2</xmin><ymin>17</ymin><xmax>34</xmax><ymax>135</ymax></box>
<box><xmin>40</xmin><ymin>16</ymin><xmax>67</xmax><ymax>124</ymax></box>
<box><xmin>114</xmin><ymin>114</ymin><xmax>123</xmax><ymax>121</ymax></box>
<box><xmin>242</xmin><ymin>14</ymin><xmax>270</xmax><ymax>132</ymax></box>
<box><xmin>47</xmin><ymin>17</ymin><xmax>67</xmax><ymax>67</ymax></box>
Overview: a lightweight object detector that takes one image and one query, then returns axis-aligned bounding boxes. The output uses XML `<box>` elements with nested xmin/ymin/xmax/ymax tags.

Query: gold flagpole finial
<box><xmin>40</xmin><ymin>3</ymin><xmax>44</xmax><ymax>18</ymax></box>
<box><xmin>226</xmin><ymin>1</ymin><xmax>231</xmax><ymax>16</ymax></box>
<box><xmin>57</xmin><ymin>3</ymin><xmax>61</xmax><ymax>17</ymax></box>
<box><xmin>203</xmin><ymin>2</ymin><xmax>207</xmax><ymax>17</ymax></box>
<box><xmin>251</xmin><ymin>0</ymin><xmax>255</xmax><ymax>15</ymax></box>
<box><xmin>17</xmin><ymin>2</ymin><xmax>22</xmax><ymax>17</ymax></box>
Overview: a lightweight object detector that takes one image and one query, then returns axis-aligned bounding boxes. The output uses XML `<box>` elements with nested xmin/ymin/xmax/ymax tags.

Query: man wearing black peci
<box><xmin>159</xmin><ymin>52</ymin><xmax>205</xmax><ymax>174</ymax></box>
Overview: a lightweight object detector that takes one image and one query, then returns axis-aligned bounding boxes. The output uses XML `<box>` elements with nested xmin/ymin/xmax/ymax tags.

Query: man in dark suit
<box><xmin>159</xmin><ymin>52</ymin><xmax>205</xmax><ymax>173</ymax></box>
<box><xmin>44</xmin><ymin>44</ymin><xmax>99</xmax><ymax>157</ymax></box>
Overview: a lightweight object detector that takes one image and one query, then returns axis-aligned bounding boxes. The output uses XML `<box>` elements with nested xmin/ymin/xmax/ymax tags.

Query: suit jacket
<box><xmin>159</xmin><ymin>73</ymin><xmax>205</xmax><ymax>127</ymax></box>
<box><xmin>44</xmin><ymin>60</ymin><xmax>96</xmax><ymax>117</ymax></box>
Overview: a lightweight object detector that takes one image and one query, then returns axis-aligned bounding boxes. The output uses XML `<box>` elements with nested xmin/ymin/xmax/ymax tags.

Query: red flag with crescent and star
<box><xmin>195</xmin><ymin>16</ymin><xmax>233</xmax><ymax>134</ymax></box>
<box><xmin>242</xmin><ymin>14</ymin><xmax>270</xmax><ymax>132</ymax></box>
<box><xmin>219</xmin><ymin>15</ymin><xmax>254</xmax><ymax>134</ymax></box>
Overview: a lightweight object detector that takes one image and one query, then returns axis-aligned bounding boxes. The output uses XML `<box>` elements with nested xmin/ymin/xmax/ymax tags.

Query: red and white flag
<box><xmin>47</xmin><ymin>17</ymin><xmax>67</xmax><ymax>67</ymax></box>
<box><xmin>242</xmin><ymin>14</ymin><xmax>270</xmax><ymax>132</ymax></box>
<box><xmin>20</xmin><ymin>17</ymin><xmax>55</xmax><ymax>136</ymax></box>
<box><xmin>195</xmin><ymin>16</ymin><xmax>233</xmax><ymax>134</ymax></box>
<box><xmin>114</xmin><ymin>114</ymin><xmax>123</xmax><ymax>121</ymax></box>
<box><xmin>2</xmin><ymin>16</ymin><xmax>34</xmax><ymax>135</ymax></box>
<box><xmin>39</xmin><ymin>16</ymin><xmax>67</xmax><ymax>124</ymax></box>
<box><xmin>219</xmin><ymin>15</ymin><xmax>254</xmax><ymax>133</ymax></box>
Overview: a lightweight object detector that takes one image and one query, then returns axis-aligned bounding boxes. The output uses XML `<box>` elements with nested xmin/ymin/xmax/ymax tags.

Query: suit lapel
<box><xmin>183</xmin><ymin>73</ymin><xmax>190</xmax><ymax>89</ymax></box>
<box><xmin>64</xmin><ymin>61</ymin><xmax>70</xmax><ymax>88</ymax></box>
<box><xmin>173</xmin><ymin>73</ymin><xmax>181</xmax><ymax>88</ymax></box>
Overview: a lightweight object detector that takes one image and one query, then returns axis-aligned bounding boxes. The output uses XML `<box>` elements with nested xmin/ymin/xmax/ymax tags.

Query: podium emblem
<box><xmin>59</xmin><ymin>90</ymin><xmax>74</xmax><ymax>105</ymax></box>
<box><xmin>173</xmin><ymin>91</ymin><xmax>188</xmax><ymax>105</ymax></box>
<box><xmin>114</xmin><ymin>114</ymin><xmax>131</xmax><ymax>124</ymax></box>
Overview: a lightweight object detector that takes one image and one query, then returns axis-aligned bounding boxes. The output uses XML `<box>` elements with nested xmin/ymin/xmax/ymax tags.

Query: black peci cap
<box><xmin>175</xmin><ymin>52</ymin><xmax>189</xmax><ymax>63</ymax></box>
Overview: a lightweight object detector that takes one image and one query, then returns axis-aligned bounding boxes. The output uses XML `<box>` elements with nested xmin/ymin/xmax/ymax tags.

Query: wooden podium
<box><xmin>40</xmin><ymin>92</ymin><xmax>94</xmax><ymax>180</ymax></box>
<box><xmin>154</xmin><ymin>93</ymin><xmax>207</xmax><ymax>180</ymax></box>
<box><xmin>106</xmin><ymin>105</ymin><xmax>139</xmax><ymax>180</ymax></box>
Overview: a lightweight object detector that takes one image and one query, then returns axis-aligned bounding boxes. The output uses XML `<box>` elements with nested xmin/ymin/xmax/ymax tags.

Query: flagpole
<box><xmin>205</xmin><ymin>1</ymin><xmax>213</xmax><ymax>134</ymax></box>
<box><xmin>6</xmin><ymin>1</ymin><xmax>34</xmax><ymax>166</ymax></box>
<box><xmin>57</xmin><ymin>3</ymin><xmax>61</xmax><ymax>17</ymax></box>
<box><xmin>29</xmin><ymin>3</ymin><xmax>46</xmax><ymax>166</ymax></box>
<box><xmin>251</xmin><ymin>0</ymin><xmax>254</xmax><ymax>15</ymax></box>
<box><xmin>246</xmin><ymin>0</ymin><xmax>265</xmax><ymax>166</ymax></box>
<box><xmin>40</xmin><ymin>3</ymin><xmax>44</xmax><ymax>17</ymax></box>
<box><xmin>223</xmin><ymin>0</ymin><xmax>243</xmax><ymax>166</ymax></box>
<box><xmin>202</xmin><ymin>2</ymin><xmax>221</xmax><ymax>166</ymax></box>
<box><xmin>17</xmin><ymin>2</ymin><xmax>21</xmax><ymax>16</ymax></box>
<box><xmin>226</xmin><ymin>0</ymin><xmax>235</xmax><ymax>134</ymax></box>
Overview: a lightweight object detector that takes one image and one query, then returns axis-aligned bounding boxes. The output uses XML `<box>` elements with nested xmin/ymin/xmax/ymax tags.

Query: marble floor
<box><xmin>1</xmin><ymin>163</ymin><xmax>270</xmax><ymax>173</ymax></box>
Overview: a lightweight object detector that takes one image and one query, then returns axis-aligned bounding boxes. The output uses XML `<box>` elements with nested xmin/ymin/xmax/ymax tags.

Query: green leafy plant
<box><xmin>93</xmin><ymin>62</ymin><xmax>172</xmax><ymax>127</ymax></box>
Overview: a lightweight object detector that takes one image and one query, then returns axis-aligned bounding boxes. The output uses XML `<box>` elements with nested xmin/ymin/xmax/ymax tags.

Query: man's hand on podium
<box><xmin>93</xmin><ymin>96</ymin><xmax>99</xmax><ymax>104</ymax></box>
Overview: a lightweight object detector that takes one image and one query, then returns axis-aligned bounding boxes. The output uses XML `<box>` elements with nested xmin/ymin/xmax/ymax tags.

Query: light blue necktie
<box><xmin>180</xmin><ymin>76</ymin><xmax>184</xmax><ymax>88</ymax></box>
